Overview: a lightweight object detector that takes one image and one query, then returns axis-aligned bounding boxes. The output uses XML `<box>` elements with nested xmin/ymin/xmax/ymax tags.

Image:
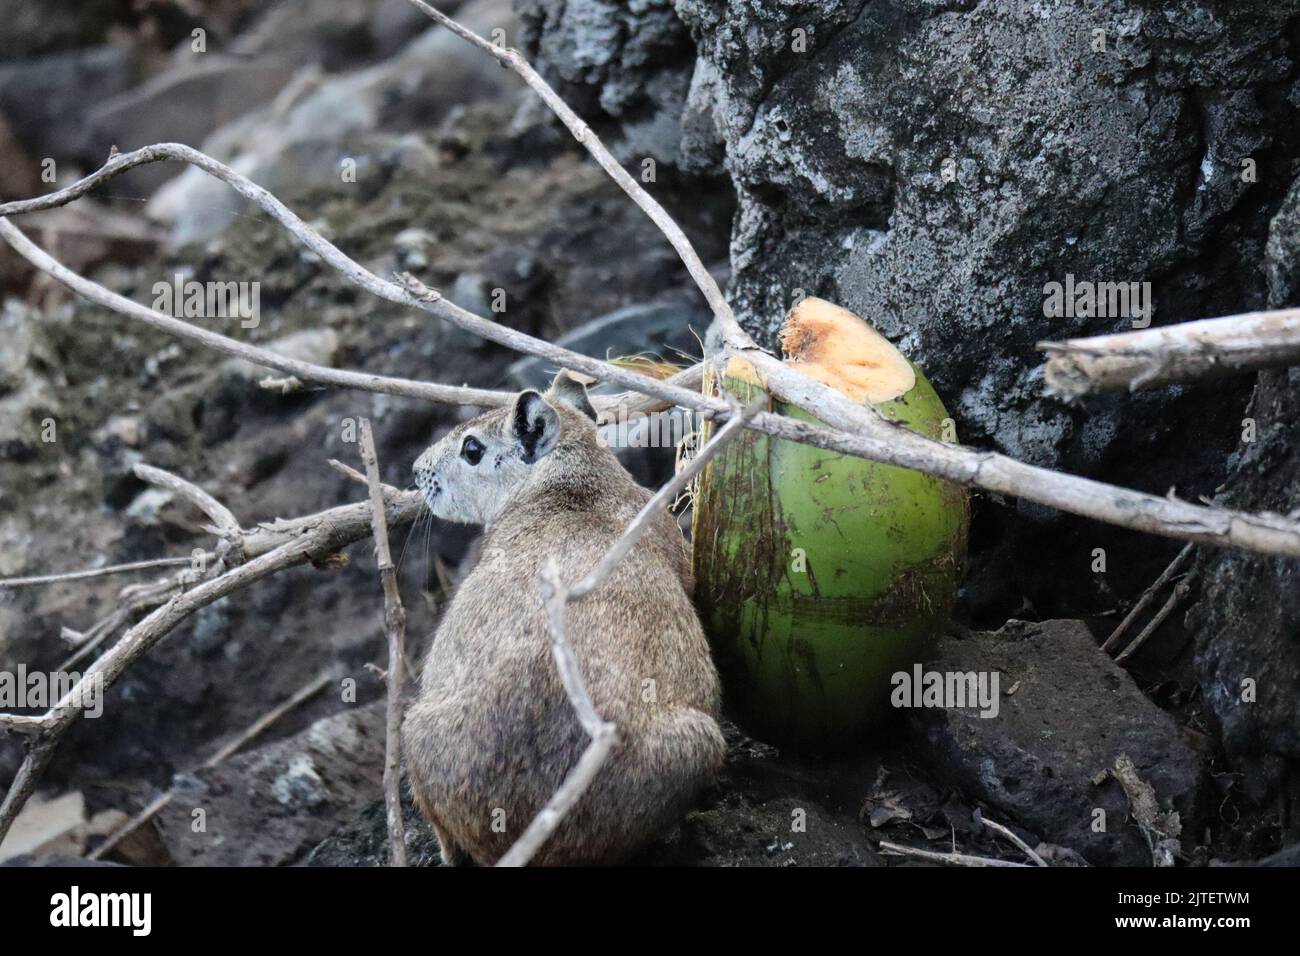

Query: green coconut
<box><xmin>691</xmin><ymin>297</ymin><xmax>969</xmax><ymax>751</ymax></box>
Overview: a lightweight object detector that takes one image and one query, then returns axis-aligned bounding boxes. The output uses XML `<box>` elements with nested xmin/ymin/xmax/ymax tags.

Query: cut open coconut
<box><xmin>692</xmin><ymin>298</ymin><xmax>969</xmax><ymax>752</ymax></box>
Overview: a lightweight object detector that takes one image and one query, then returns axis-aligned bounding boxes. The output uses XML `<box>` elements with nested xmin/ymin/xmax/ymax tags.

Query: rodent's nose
<box><xmin>414</xmin><ymin>467</ymin><xmax>441</xmax><ymax>500</ymax></box>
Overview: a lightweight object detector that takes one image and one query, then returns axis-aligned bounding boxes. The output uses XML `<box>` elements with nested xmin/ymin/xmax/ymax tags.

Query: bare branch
<box><xmin>977</xmin><ymin>814</ymin><xmax>1048</xmax><ymax>867</ymax></box>
<box><xmin>569</xmin><ymin>394</ymin><xmax>765</xmax><ymax>600</ymax></box>
<box><xmin>1101</xmin><ymin>543</ymin><xmax>1196</xmax><ymax>654</ymax></box>
<box><xmin>878</xmin><ymin>840</ymin><xmax>1031</xmax><ymax>867</ymax></box>
<box><xmin>358</xmin><ymin>419</ymin><xmax>408</xmax><ymax>867</ymax></box>
<box><xmin>1039</xmin><ymin>308</ymin><xmax>1300</xmax><ymax>399</ymax></box>
<box><xmin>0</xmin><ymin>218</ymin><xmax>508</xmax><ymax>409</ymax></box>
<box><xmin>0</xmin><ymin>557</ymin><xmax>195</xmax><ymax>589</ymax></box>
<box><xmin>0</xmin><ymin>714</ymin><xmax>50</xmax><ymax>737</ymax></box>
<box><xmin>1113</xmin><ymin>570</ymin><xmax>1198</xmax><ymax>666</ymax></box>
<box><xmin>133</xmin><ymin>462</ymin><xmax>246</xmax><ymax>566</ymax></box>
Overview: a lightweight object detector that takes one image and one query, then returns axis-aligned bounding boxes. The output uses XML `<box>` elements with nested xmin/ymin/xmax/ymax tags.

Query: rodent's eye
<box><xmin>460</xmin><ymin>435</ymin><xmax>485</xmax><ymax>466</ymax></box>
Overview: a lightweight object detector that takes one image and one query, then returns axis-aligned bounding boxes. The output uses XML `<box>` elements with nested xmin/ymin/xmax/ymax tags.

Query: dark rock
<box><xmin>153</xmin><ymin>703</ymin><xmax>387</xmax><ymax>867</ymax></box>
<box><xmin>304</xmin><ymin>772</ymin><xmax>442</xmax><ymax>867</ymax></box>
<box><xmin>906</xmin><ymin>619</ymin><xmax>1209</xmax><ymax>866</ymax></box>
<box><xmin>1185</xmin><ymin>176</ymin><xmax>1300</xmax><ymax>812</ymax></box>
<box><xmin>0</xmin><ymin>46</ymin><xmax>137</xmax><ymax>165</ymax></box>
<box><xmin>506</xmin><ymin>300</ymin><xmax>707</xmax><ymax>390</ymax></box>
<box><xmin>0</xmin><ymin>0</ymin><xmax>123</xmax><ymax>61</ymax></box>
<box><xmin>516</xmin><ymin>0</ymin><xmax>697</xmax><ymax>164</ymax></box>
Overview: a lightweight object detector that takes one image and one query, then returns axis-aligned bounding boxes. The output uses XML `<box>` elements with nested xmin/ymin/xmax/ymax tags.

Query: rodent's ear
<box><xmin>511</xmin><ymin>390</ymin><xmax>561</xmax><ymax>463</ymax></box>
<box><xmin>546</xmin><ymin>370</ymin><xmax>597</xmax><ymax>421</ymax></box>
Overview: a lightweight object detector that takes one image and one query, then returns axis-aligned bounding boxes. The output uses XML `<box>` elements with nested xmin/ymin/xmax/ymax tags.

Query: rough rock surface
<box><xmin>516</xmin><ymin>0</ymin><xmax>698</xmax><ymax>164</ymax></box>
<box><xmin>153</xmin><ymin>704</ymin><xmax>387</xmax><ymax>867</ymax></box>
<box><xmin>523</xmin><ymin>0</ymin><xmax>1300</xmax><ymax>623</ymax></box>
<box><xmin>1184</xmin><ymin>178</ymin><xmax>1300</xmax><ymax>812</ymax></box>
<box><xmin>907</xmin><ymin>619</ymin><xmax>1209</xmax><ymax>866</ymax></box>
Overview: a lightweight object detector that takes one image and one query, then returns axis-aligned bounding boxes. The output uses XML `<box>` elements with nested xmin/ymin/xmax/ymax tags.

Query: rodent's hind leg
<box><xmin>639</xmin><ymin>706</ymin><xmax>727</xmax><ymax>795</ymax></box>
<box><xmin>403</xmin><ymin>697</ymin><xmax>476</xmax><ymax>866</ymax></box>
<box><xmin>409</xmin><ymin>776</ymin><xmax>473</xmax><ymax>866</ymax></box>
<box><xmin>432</xmin><ymin>822</ymin><xmax>472</xmax><ymax>867</ymax></box>
<box><xmin>591</xmin><ymin>706</ymin><xmax>727</xmax><ymax>859</ymax></box>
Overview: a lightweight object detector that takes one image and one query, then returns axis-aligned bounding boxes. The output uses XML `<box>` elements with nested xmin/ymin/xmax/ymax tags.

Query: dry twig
<box><xmin>1040</xmin><ymin>308</ymin><xmax>1300</xmax><ymax>398</ymax></box>
<box><xmin>0</xmin><ymin>557</ymin><xmax>195</xmax><ymax>589</ymax></box>
<box><xmin>1113</xmin><ymin>570</ymin><xmax>1199</xmax><ymax>666</ymax></box>
<box><xmin>878</xmin><ymin>839</ymin><xmax>1031</xmax><ymax>867</ymax></box>
<box><xmin>358</xmin><ymin>419</ymin><xmax>408</xmax><ymax>867</ymax></box>
<box><xmin>976</xmin><ymin>813</ymin><xmax>1049</xmax><ymax>867</ymax></box>
<box><xmin>1101</xmin><ymin>543</ymin><xmax>1196</xmax><ymax>654</ymax></box>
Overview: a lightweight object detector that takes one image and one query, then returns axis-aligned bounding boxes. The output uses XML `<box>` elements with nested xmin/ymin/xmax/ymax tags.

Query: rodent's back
<box><xmin>422</xmin><ymin>423</ymin><xmax>715</xmax><ymax>718</ymax></box>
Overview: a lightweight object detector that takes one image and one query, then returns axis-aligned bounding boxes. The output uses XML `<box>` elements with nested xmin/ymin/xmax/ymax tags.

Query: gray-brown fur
<box><xmin>404</xmin><ymin>372</ymin><xmax>724</xmax><ymax>865</ymax></box>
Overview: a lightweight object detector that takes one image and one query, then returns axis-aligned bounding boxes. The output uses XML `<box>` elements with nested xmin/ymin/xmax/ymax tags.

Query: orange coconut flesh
<box><xmin>724</xmin><ymin>297</ymin><xmax>916</xmax><ymax>404</ymax></box>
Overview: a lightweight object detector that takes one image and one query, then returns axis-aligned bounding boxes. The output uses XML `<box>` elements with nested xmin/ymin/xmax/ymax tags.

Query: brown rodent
<box><xmin>403</xmin><ymin>371</ymin><xmax>724</xmax><ymax>865</ymax></box>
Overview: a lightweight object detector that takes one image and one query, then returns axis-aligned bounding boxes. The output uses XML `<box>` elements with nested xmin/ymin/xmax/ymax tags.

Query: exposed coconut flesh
<box><xmin>778</xmin><ymin>297</ymin><xmax>916</xmax><ymax>404</ymax></box>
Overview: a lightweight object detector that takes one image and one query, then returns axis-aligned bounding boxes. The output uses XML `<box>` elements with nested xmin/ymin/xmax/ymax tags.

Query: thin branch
<box><xmin>0</xmin><ymin>557</ymin><xmax>195</xmax><ymax>589</ymax></box>
<box><xmin>569</xmin><ymin>394</ymin><xmax>765</xmax><ymax>599</ymax></box>
<box><xmin>1039</xmin><ymin>308</ymin><xmax>1300</xmax><ymax>398</ymax></box>
<box><xmin>496</xmin><ymin>561</ymin><xmax>618</xmax><ymax>867</ymax></box>
<box><xmin>878</xmin><ymin>839</ymin><xmax>1031</xmax><ymax>868</ymax></box>
<box><xmin>1114</xmin><ymin>570</ymin><xmax>1199</xmax><ymax>666</ymax></box>
<box><xmin>133</xmin><ymin>464</ymin><xmax>241</xmax><ymax>539</ymax></box>
<box><xmin>977</xmin><ymin>815</ymin><xmax>1048</xmax><ymax>867</ymax></box>
<box><xmin>1101</xmin><ymin>543</ymin><xmax>1196</xmax><ymax>654</ymax></box>
<box><xmin>0</xmin><ymin>714</ymin><xmax>50</xmax><ymax>737</ymax></box>
<box><xmin>0</xmin><ymin>218</ymin><xmax>508</xmax><ymax>409</ymax></box>
<box><xmin>358</xmin><ymin>419</ymin><xmax>408</xmax><ymax>867</ymax></box>
<box><xmin>88</xmin><ymin>667</ymin><xmax>334</xmax><ymax>860</ymax></box>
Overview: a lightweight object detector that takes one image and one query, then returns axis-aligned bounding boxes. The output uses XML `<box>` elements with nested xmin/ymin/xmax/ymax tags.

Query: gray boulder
<box><xmin>907</xmin><ymin>619</ymin><xmax>1209</xmax><ymax>866</ymax></box>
